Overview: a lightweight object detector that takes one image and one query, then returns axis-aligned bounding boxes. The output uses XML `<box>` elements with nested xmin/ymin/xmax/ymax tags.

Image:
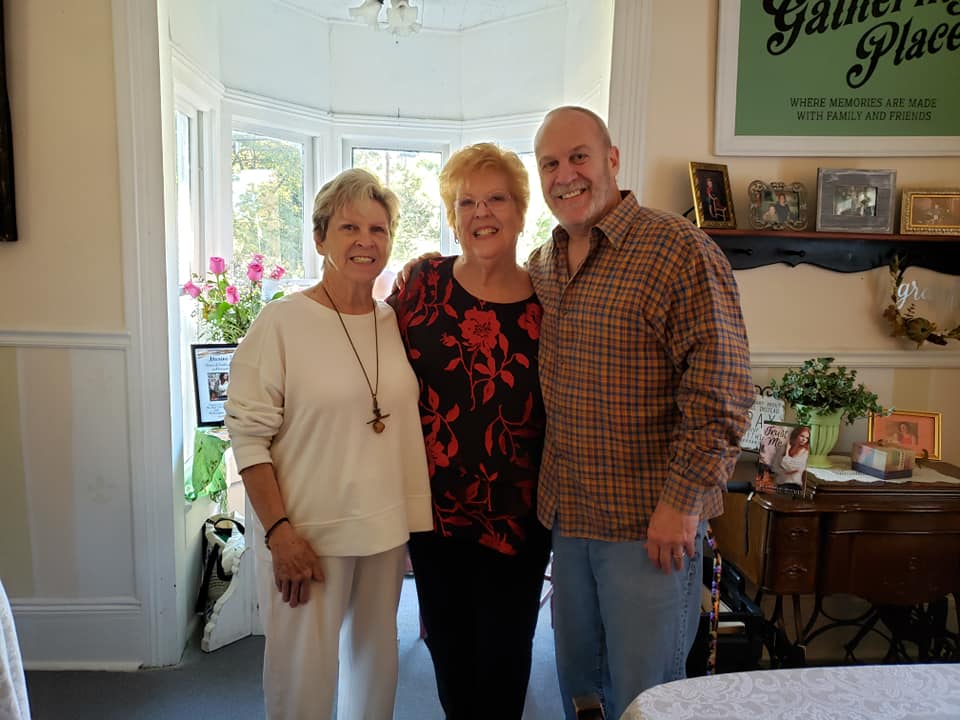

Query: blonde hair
<box><xmin>438</xmin><ymin>143</ymin><xmax>530</xmax><ymax>234</ymax></box>
<box><xmin>312</xmin><ymin>168</ymin><xmax>400</xmax><ymax>241</ymax></box>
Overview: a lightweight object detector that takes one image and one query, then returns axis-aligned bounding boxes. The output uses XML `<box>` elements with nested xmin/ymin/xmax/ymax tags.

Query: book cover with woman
<box><xmin>756</xmin><ymin>422</ymin><xmax>812</xmax><ymax>498</ymax></box>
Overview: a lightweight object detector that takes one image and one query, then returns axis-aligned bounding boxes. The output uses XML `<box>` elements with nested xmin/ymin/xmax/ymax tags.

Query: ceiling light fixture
<box><xmin>349</xmin><ymin>0</ymin><xmax>421</xmax><ymax>36</ymax></box>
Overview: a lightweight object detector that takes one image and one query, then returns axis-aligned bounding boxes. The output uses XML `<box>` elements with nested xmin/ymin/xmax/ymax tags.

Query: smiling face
<box><xmin>534</xmin><ymin>108</ymin><xmax>621</xmax><ymax>237</ymax></box>
<box><xmin>316</xmin><ymin>197</ymin><xmax>392</xmax><ymax>290</ymax></box>
<box><xmin>453</xmin><ymin>168</ymin><xmax>523</xmax><ymax>264</ymax></box>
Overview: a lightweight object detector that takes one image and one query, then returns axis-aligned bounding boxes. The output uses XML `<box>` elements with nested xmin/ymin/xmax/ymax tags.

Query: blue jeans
<box><xmin>550</xmin><ymin>524</ymin><xmax>704</xmax><ymax>720</ymax></box>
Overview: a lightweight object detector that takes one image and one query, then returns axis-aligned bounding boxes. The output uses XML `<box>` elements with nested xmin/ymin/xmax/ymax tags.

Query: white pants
<box><xmin>256</xmin><ymin>544</ymin><xmax>406</xmax><ymax>720</ymax></box>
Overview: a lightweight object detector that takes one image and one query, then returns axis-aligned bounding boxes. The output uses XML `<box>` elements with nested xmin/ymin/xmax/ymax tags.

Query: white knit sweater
<box><xmin>225</xmin><ymin>292</ymin><xmax>432</xmax><ymax>557</ymax></box>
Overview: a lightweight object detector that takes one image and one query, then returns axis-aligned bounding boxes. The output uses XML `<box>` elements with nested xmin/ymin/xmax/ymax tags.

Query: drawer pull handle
<box><xmin>784</xmin><ymin>564</ymin><xmax>807</xmax><ymax>579</ymax></box>
<box><xmin>788</xmin><ymin>528</ymin><xmax>809</xmax><ymax>540</ymax></box>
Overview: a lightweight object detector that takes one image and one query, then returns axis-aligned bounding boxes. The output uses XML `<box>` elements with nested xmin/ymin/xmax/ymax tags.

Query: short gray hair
<box><xmin>312</xmin><ymin>168</ymin><xmax>400</xmax><ymax>241</ymax></box>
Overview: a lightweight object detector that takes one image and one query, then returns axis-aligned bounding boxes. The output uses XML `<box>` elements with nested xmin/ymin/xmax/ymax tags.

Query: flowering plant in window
<box><xmin>183</xmin><ymin>255</ymin><xmax>285</xmax><ymax>343</ymax></box>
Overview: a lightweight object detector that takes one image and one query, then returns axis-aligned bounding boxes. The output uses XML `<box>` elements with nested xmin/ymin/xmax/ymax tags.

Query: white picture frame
<box><xmin>714</xmin><ymin>0</ymin><xmax>960</xmax><ymax>157</ymax></box>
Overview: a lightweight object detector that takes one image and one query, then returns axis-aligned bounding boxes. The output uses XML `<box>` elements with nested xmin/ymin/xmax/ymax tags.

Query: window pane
<box><xmin>175</xmin><ymin>110</ymin><xmax>196</xmax><ymax>283</ymax></box>
<box><xmin>351</xmin><ymin>148</ymin><xmax>442</xmax><ymax>269</ymax></box>
<box><xmin>518</xmin><ymin>152</ymin><xmax>554</xmax><ymax>264</ymax></box>
<box><xmin>232</xmin><ymin>131</ymin><xmax>305</xmax><ymax>277</ymax></box>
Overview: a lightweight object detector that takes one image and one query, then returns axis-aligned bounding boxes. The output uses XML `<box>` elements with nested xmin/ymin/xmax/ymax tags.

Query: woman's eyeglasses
<box><xmin>456</xmin><ymin>193</ymin><xmax>512</xmax><ymax>214</ymax></box>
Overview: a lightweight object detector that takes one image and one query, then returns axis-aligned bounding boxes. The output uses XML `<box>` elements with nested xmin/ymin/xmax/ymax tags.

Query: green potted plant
<box><xmin>769</xmin><ymin>357</ymin><xmax>889</xmax><ymax>467</ymax></box>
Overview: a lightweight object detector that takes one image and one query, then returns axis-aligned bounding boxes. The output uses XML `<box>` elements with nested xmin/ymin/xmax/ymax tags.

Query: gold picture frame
<box><xmin>900</xmin><ymin>189</ymin><xmax>960</xmax><ymax>236</ymax></box>
<box><xmin>689</xmin><ymin>162</ymin><xmax>736</xmax><ymax>229</ymax></box>
<box><xmin>747</xmin><ymin>180</ymin><xmax>808</xmax><ymax>231</ymax></box>
<box><xmin>868</xmin><ymin>409</ymin><xmax>942</xmax><ymax>461</ymax></box>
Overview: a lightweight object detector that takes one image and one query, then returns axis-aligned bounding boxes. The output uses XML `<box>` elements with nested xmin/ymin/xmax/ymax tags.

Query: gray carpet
<box><xmin>25</xmin><ymin>577</ymin><xmax>564</xmax><ymax>719</ymax></box>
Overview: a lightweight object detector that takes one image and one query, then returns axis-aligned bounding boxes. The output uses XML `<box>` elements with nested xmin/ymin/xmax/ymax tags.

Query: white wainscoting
<box><xmin>0</xmin><ymin>330</ymin><xmax>152</xmax><ymax>669</ymax></box>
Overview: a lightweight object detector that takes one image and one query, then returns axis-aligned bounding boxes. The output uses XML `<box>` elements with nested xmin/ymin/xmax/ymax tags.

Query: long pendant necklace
<box><xmin>322</xmin><ymin>285</ymin><xmax>390</xmax><ymax>433</ymax></box>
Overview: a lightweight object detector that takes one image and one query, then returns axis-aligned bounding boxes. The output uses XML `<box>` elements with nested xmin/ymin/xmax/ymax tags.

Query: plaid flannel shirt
<box><xmin>527</xmin><ymin>192</ymin><xmax>753</xmax><ymax>541</ymax></box>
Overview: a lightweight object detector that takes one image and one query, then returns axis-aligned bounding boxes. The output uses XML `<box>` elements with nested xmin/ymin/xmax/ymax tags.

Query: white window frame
<box><xmin>223</xmin><ymin>91</ymin><xmax>327</xmax><ymax>278</ymax></box>
<box><xmin>172</xmin><ymin>48</ymin><xmax>223</xmax><ymax>276</ymax></box>
<box><xmin>228</xmin><ymin>121</ymin><xmax>317</xmax><ymax>277</ymax></box>
<box><xmin>341</xmin><ymin>135</ymin><xmax>455</xmax><ymax>255</ymax></box>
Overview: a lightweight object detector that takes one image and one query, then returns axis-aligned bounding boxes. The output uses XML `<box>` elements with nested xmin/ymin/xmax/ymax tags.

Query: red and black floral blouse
<box><xmin>389</xmin><ymin>256</ymin><xmax>546</xmax><ymax>556</ymax></box>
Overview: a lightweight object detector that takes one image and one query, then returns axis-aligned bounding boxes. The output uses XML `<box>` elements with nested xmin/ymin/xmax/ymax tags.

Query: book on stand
<box><xmin>756</xmin><ymin>421</ymin><xmax>814</xmax><ymax>499</ymax></box>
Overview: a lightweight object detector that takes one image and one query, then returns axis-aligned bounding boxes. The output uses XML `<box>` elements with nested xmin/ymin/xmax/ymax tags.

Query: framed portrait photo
<box><xmin>747</xmin><ymin>180</ymin><xmax>808</xmax><ymax>231</ymax></box>
<box><xmin>868</xmin><ymin>410</ymin><xmax>942</xmax><ymax>461</ymax></box>
<box><xmin>900</xmin><ymin>189</ymin><xmax>960</xmax><ymax>236</ymax></box>
<box><xmin>816</xmin><ymin>168</ymin><xmax>897</xmax><ymax>233</ymax></box>
<box><xmin>191</xmin><ymin>343</ymin><xmax>238</xmax><ymax>427</ymax></box>
<box><xmin>689</xmin><ymin>161</ymin><xmax>736</xmax><ymax>229</ymax></box>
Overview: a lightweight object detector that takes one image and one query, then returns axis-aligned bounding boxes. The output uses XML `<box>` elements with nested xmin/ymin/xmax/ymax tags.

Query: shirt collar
<box><xmin>550</xmin><ymin>190</ymin><xmax>639</xmax><ymax>251</ymax></box>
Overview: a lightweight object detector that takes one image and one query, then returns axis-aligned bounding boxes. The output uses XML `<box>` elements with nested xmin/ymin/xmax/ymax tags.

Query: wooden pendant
<box><xmin>368</xmin><ymin>400</ymin><xmax>390</xmax><ymax>433</ymax></box>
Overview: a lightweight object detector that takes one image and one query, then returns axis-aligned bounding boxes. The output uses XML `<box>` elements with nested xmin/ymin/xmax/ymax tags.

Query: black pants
<box><xmin>408</xmin><ymin>528</ymin><xmax>551</xmax><ymax>720</ymax></box>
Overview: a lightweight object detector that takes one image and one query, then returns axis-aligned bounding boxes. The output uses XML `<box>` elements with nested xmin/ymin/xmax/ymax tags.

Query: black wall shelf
<box><xmin>706</xmin><ymin>229</ymin><xmax>960</xmax><ymax>276</ymax></box>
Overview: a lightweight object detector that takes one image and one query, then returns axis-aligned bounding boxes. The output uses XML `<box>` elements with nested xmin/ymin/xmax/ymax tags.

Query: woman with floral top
<box><xmin>388</xmin><ymin>143</ymin><xmax>550</xmax><ymax>720</ymax></box>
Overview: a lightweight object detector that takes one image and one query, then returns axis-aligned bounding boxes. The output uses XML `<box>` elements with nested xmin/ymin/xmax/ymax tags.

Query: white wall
<box><xmin>167</xmin><ymin>0</ymin><xmax>221</xmax><ymax>78</ymax></box>
<box><xmin>459</xmin><ymin>10</ymin><xmax>566</xmax><ymax>120</ymax></box>
<box><xmin>562</xmin><ymin>0</ymin><xmax>614</xmax><ymax>112</ymax></box>
<box><xmin>214</xmin><ymin>0</ymin><xmax>613</xmax><ymax>123</ymax></box>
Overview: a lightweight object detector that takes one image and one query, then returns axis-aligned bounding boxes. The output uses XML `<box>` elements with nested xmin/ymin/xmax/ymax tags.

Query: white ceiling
<box><xmin>282</xmin><ymin>0</ymin><xmax>567</xmax><ymax>31</ymax></box>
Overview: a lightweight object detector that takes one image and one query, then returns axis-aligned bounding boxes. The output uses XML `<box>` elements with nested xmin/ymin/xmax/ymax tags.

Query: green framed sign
<box><xmin>716</xmin><ymin>0</ymin><xmax>960</xmax><ymax>156</ymax></box>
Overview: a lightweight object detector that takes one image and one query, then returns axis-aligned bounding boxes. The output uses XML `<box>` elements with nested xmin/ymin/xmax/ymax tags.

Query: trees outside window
<box><xmin>232</xmin><ymin>130</ymin><xmax>305</xmax><ymax>277</ymax></box>
<box><xmin>351</xmin><ymin>147</ymin><xmax>443</xmax><ymax>270</ymax></box>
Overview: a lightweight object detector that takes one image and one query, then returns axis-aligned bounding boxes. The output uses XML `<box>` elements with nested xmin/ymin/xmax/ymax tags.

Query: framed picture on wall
<box><xmin>816</xmin><ymin>168</ymin><xmax>897</xmax><ymax>233</ymax></box>
<box><xmin>191</xmin><ymin>343</ymin><xmax>238</xmax><ymax>427</ymax></box>
<box><xmin>689</xmin><ymin>162</ymin><xmax>736</xmax><ymax>229</ymax></box>
<box><xmin>747</xmin><ymin>180</ymin><xmax>808</xmax><ymax>231</ymax></box>
<box><xmin>714</xmin><ymin>0</ymin><xmax>960</xmax><ymax>156</ymax></box>
<box><xmin>868</xmin><ymin>410</ymin><xmax>941</xmax><ymax>461</ymax></box>
<box><xmin>900</xmin><ymin>190</ymin><xmax>960</xmax><ymax>235</ymax></box>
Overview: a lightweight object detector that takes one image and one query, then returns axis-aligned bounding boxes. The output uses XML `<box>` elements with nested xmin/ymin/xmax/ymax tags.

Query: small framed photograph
<box><xmin>689</xmin><ymin>162</ymin><xmax>736</xmax><ymax>229</ymax></box>
<box><xmin>747</xmin><ymin>180</ymin><xmax>808</xmax><ymax>231</ymax></box>
<box><xmin>816</xmin><ymin>168</ymin><xmax>897</xmax><ymax>234</ymax></box>
<box><xmin>900</xmin><ymin>189</ymin><xmax>960</xmax><ymax>235</ymax></box>
<box><xmin>191</xmin><ymin>343</ymin><xmax>238</xmax><ymax>427</ymax></box>
<box><xmin>868</xmin><ymin>410</ymin><xmax>941</xmax><ymax>461</ymax></box>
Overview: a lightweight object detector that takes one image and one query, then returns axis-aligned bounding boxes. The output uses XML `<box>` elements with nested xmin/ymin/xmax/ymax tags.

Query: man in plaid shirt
<box><xmin>529</xmin><ymin>106</ymin><xmax>753</xmax><ymax>720</ymax></box>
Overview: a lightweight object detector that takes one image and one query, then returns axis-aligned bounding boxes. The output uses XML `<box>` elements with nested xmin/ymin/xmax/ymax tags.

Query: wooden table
<box><xmin>711</xmin><ymin>459</ymin><xmax>960</xmax><ymax>664</ymax></box>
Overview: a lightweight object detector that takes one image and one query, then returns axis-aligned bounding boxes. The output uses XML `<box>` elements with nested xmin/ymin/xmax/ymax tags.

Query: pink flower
<box><xmin>183</xmin><ymin>280</ymin><xmax>201</xmax><ymax>298</ymax></box>
<box><xmin>252</xmin><ymin>253</ymin><xmax>265</xmax><ymax>264</ymax></box>
<box><xmin>246</xmin><ymin>260</ymin><xmax>264</xmax><ymax>282</ymax></box>
<box><xmin>225</xmin><ymin>286</ymin><xmax>240</xmax><ymax>304</ymax></box>
<box><xmin>269</xmin><ymin>265</ymin><xmax>286</xmax><ymax>280</ymax></box>
<box><xmin>209</xmin><ymin>256</ymin><xmax>226</xmax><ymax>274</ymax></box>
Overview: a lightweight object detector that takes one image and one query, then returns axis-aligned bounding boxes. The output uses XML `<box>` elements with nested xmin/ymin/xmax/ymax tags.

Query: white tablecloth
<box><xmin>0</xmin><ymin>579</ymin><xmax>30</xmax><ymax>720</ymax></box>
<box><xmin>808</xmin><ymin>456</ymin><xmax>960</xmax><ymax>485</ymax></box>
<box><xmin>622</xmin><ymin>664</ymin><xmax>960</xmax><ymax>720</ymax></box>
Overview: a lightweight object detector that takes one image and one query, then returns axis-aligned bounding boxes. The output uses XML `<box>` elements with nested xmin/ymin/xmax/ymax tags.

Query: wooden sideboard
<box><xmin>712</xmin><ymin>461</ymin><xmax>960</xmax><ymax>663</ymax></box>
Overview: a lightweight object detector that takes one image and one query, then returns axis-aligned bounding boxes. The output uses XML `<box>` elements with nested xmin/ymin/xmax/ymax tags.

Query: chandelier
<box><xmin>349</xmin><ymin>0</ymin><xmax>422</xmax><ymax>36</ymax></box>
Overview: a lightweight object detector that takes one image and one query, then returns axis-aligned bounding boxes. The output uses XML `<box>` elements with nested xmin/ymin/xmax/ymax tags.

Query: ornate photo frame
<box><xmin>689</xmin><ymin>161</ymin><xmax>736</xmax><ymax>229</ymax></box>
<box><xmin>868</xmin><ymin>409</ymin><xmax>941</xmax><ymax>461</ymax></box>
<box><xmin>900</xmin><ymin>189</ymin><xmax>960</xmax><ymax>236</ymax></box>
<box><xmin>747</xmin><ymin>180</ymin><xmax>808</xmax><ymax>231</ymax></box>
<box><xmin>816</xmin><ymin>168</ymin><xmax>897</xmax><ymax>234</ymax></box>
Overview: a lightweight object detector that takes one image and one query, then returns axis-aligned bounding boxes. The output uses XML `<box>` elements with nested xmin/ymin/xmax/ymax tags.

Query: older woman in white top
<box><xmin>225</xmin><ymin>168</ymin><xmax>432</xmax><ymax>720</ymax></box>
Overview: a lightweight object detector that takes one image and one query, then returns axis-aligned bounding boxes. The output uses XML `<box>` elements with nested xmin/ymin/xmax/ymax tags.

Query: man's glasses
<box><xmin>456</xmin><ymin>192</ymin><xmax>512</xmax><ymax>214</ymax></box>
